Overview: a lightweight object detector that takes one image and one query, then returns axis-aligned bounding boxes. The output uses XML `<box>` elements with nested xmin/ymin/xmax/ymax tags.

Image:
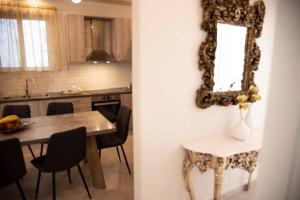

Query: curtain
<box><xmin>0</xmin><ymin>1</ymin><xmax>62</xmax><ymax>72</ymax></box>
<box><xmin>111</xmin><ymin>18</ymin><xmax>132</xmax><ymax>62</ymax></box>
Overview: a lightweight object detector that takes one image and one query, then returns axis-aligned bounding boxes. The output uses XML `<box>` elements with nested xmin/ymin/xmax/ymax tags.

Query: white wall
<box><xmin>133</xmin><ymin>0</ymin><xmax>278</xmax><ymax>199</ymax></box>
<box><xmin>255</xmin><ymin>0</ymin><xmax>300</xmax><ymax>199</ymax></box>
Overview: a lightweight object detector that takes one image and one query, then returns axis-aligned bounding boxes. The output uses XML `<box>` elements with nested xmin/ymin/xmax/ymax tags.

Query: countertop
<box><xmin>0</xmin><ymin>87</ymin><xmax>132</xmax><ymax>103</ymax></box>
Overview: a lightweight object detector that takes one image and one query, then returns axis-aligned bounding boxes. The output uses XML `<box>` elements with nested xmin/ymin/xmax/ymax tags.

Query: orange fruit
<box><xmin>6</xmin><ymin>123</ymin><xmax>13</xmax><ymax>129</ymax></box>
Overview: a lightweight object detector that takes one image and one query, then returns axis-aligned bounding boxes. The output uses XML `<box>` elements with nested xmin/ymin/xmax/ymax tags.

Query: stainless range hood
<box><xmin>87</xmin><ymin>50</ymin><xmax>116</xmax><ymax>63</ymax></box>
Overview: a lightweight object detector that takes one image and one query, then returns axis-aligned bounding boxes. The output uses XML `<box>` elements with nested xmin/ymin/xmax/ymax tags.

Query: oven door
<box><xmin>92</xmin><ymin>100</ymin><xmax>120</xmax><ymax>122</ymax></box>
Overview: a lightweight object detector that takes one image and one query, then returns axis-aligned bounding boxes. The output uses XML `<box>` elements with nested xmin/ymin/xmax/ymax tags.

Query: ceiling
<box><xmin>84</xmin><ymin>0</ymin><xmax>131</xmax><ymax>6</ymax></box>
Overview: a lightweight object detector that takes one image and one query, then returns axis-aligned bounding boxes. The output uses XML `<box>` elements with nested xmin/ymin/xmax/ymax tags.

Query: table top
<box><xmin>182</xmin><ymin>130</ymin><xmax>263</xmax><ymax>158</ymax></box>
<box><xmin>0</xmin><ymin>111</ymin><xmax>116</xmax><ymax>145</ymax></box>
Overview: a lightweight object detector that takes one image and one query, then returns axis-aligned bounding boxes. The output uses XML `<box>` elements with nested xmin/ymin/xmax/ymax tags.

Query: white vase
<box><xmin>246</xmin><ymin>104</ymin><xmax>254</xmax><ymax>132</ymax></box>
<box><xmin>233</xmin><ymin>109</ymin><xmax>251</xmax><ymax>141</ymax></box>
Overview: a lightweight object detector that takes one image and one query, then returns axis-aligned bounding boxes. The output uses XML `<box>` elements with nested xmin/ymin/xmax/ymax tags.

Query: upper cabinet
<box><xmin>66</xmin><ymin>14</ymin><xmax>132</xmax><ymax>64</ymax></box>
<box><xmin>66</xmin><ymin>14</ymin><xmax>86</xmax><ymax>63</ymax></box>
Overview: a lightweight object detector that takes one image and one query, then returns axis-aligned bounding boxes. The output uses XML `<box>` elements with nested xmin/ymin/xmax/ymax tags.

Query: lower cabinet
<box><xmin>0</xmin><ymin>97</ymin><xmax>92</xmax><ymax>117</ymax></box>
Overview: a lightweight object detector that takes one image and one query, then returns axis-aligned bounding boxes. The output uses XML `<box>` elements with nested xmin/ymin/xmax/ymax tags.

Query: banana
<box><xmin>0</xmin><ymin>115</ymin><xmax>20</xmax><ymax>125</ymax></box>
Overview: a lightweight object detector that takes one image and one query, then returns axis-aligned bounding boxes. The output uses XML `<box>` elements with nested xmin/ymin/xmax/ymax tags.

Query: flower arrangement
<box><xmin>237</xmin><ymin>85</ymin><xmax>261</xmax><ymax>109</ymax></box>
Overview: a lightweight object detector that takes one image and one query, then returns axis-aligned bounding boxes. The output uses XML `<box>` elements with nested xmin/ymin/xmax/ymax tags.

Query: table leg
<box><xmin>183</xmin><ymin>165</ymin><xmax>195</xmax><ymax>200</ymax></box>
<box><xmin>214</xmin><ymin>165</ymin><xmax>224</xmax><ymax>200</ymax></box>
<box><xmin>183</xmin><ymin>152</ymin><xmax>196</xmax><ymax>200</ymax></box>
<box><xmin>86</xmin><ymin>136</ymin><xmax>106</xmax><ymax>189</ymax></box>
<box><xmin>247</xmin><ymin>172</ymin><xmax>253</xmax><ymax>191</ymax></box>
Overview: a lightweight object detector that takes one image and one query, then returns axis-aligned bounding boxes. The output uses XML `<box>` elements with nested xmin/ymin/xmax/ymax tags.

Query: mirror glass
<box><xmin>213</xmin><ymin>23</ymin><xmax>247</xmax><ymax>92</ymax></box>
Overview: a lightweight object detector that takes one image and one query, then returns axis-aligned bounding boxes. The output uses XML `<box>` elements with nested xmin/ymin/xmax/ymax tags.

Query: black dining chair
<box><xmin>40</xmin><ymin>102</ymin><xmax>74</xmax><ymax>155</ymax></box>
<box><xmin>2</xmin><ymin>105</ymin><xmax>36</xmax><ymax>159</ymax></box>
<box><xmin>0</xmin><ymin>138</ymin><xmax>27</xmax><ymax>200</ymax></box>
<box><xmin>46</xmin><ymin>102</ymin><xmax>74</xmax><ymax>116</ymax></box>
<box><xmin>41</xmin><ymin>102</ymin><xmax>75</xmax><ymax>182</ymax></box>
<box><xmin>31</xmin><ymin>127</ymin><xmax>91</xmax><ymax>200</ymax></box>
<box><xmin>96</xmin><ymin>106</ymin><xmax>132</xmax><ymax>175</ymax></box>
<box><xmin>2</xmin><ymin>104</ymin><xmax>31</xmax><ymax>119</ymax></box>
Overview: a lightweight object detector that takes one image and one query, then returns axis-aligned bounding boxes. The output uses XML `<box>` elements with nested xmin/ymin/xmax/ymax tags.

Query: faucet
<box><xmin>25</xmin><ymin>78</ymin><xmax>35</xmax><ymax>97</ymax></box>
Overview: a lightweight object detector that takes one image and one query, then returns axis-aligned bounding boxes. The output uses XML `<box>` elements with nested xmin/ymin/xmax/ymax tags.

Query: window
<box><xmin>22</xmin><ymin>20</ymin><xmax>49</xmax><ymax>68</ymax></box>
<box><xmin>0</xmin><ymin>19</ymin><xmax>20</xmax><ymax>68</ymax></box>
<box><xmin>0</xmin><ymin>2</ymin><xmax>61</xmax><ymax>72</ymax></box>
<box><xmin>0</xmin><ymin>18</ymin><xmax>49</xmax><ymax>68</ymax></box>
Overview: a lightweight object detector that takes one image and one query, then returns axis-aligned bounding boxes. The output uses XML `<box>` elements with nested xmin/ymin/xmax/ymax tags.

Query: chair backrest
<box><xmin>44</xmin><ymin>127</ymin><xmax>86</xmax><ymax>172</ymax></box>
<box><xmin>2</xmin><ymin>105</ymin><xmax>31</xmax><ymax>118</ymax></box>
<box><xmin>0</xmin><ymin>138</ymin><xmax>26</xmax><ymax>187</ymax></box>
<box><xmin>46</xmin><ymin>102</ymin><xmax>74</xmax><ymax>116</ymax></box>
<box><xmin>116</xmin><ymin>106</ymin><xmax>131</xmax><ymax>143</ymax></box>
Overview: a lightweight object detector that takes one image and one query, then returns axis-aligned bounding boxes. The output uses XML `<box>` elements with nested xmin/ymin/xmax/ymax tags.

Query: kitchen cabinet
<box><xmin>66</xmin><ymin>14</ymin><xmax>86</xmax><ymax>63</ymax></box>
<box><xmin>0</xmin><ymin>97</ymin><xmax>92</xmax><ymax>118</ymax></box>
<box><xmin>121</xmin><ymin>94</ymin><xmax>133</xmax><ymax>130</ymax></box>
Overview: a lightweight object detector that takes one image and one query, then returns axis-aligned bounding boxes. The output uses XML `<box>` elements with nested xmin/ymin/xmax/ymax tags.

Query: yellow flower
<box><xmin>249</xmin><ymin>85</ymin><xmax>259</xmax><ymax>94</ymax></box>
<box><xmin>252</xmin><ymin>94</ymin><xmax>261</xmax><ymax>101</ymax></box>
<box><xmin>237</xmin><ymin>95</ymin><xmax>248</xmax><ymax>103</ymax></box>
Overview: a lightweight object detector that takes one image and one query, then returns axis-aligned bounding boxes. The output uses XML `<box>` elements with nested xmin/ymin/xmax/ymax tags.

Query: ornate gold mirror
<box><xmin>196</xmin><ymin>0</ymin><xmax>265</xmax><ymax>108</ymax></box>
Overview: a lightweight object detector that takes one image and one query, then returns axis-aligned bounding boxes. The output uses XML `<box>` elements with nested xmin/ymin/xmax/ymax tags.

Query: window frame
<box><xmin>0</xmin><ymin>16</ymin><xmax>50</xmax><ymax>69</ymax></box>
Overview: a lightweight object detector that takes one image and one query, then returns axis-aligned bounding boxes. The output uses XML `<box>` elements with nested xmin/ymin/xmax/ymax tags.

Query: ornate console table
<box><xmin>182</xmin><ymin>133</ymin><xmax>262</xmax><ymax>200</ymax></box>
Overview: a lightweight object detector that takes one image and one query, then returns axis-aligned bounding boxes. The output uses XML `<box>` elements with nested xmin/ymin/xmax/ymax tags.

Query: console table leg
<box><xmin>214</xmin><ymin>166</ymin><xmax>224</xmax><ymax>200</ymax></box>
<box><xmin>183</xmin><ymin>153</ymin><xmax>195</xmax><ymax>200</ymax></box>
<box><xmin>185</xmin><ymin>168</ymin><xmax>195</xmax><ymax>200</ymax></box>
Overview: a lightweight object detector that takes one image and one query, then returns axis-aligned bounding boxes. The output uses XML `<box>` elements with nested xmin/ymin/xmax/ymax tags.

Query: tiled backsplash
<box><xmin>0</xmin><ymin>63</ymin><xmax>132</xmax><ymax>97</ymax></box>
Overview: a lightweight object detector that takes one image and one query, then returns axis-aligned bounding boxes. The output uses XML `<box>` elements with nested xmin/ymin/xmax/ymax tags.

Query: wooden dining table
<box><xmin>0</xmin><ymin>111</ymin><xmax>116</xmax><ymax>189</ymax></box>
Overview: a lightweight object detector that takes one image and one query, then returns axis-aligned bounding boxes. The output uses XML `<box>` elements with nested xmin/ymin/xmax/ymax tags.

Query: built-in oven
<box><xmin>91</xmin><ymin>94</ymin><xmax>121</xmax><ymax>122</ymax></box>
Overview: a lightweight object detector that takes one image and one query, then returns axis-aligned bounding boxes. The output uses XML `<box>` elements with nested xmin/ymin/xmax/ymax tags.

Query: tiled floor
<box><xmin>223</xmin><ymin>186</ymin><xmax>257</xmax><ymax>200</ymax></box>
<box><xmin>0</xmin><ymin>133</ymin><xmax>134</xmax><ymax>200</ymax></box>
<box><xmin>1</xmin><ymin>131</ymin><xmax>257</xmax><ymax>200</ymax></box>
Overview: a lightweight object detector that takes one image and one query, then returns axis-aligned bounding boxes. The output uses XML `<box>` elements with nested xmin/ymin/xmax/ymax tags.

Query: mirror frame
<box><xmin>196</xmin><ymin>0</ymin><xmax>265</xmax><ymax>109</ymax></box>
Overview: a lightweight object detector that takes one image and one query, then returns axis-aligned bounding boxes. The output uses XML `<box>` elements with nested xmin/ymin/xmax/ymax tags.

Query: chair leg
<box><xmin>16</xmin><ymin>181</ymin><xmax>26</xmax><ymax>200</ymax></box>
<box><xmin>120</xmin><ymin>145</ymin><xmax>131</xmax><ymax>175</ymax></box>
<box><xmin>35</xmin><ymin>171</ymin><xmax>41</xmax><ymax>199</ymax></box>
<box><xmin>28</xmin><ymin>145</ymin><xmax>35</xmax><ymax>159</ymax></box>
<box><xmin>98</xmin><ymin>149</ymin><xmax>101</xmax><ymax>158</ymax></box>
<box><xmin>52</xmin><ymin>172</ymin><xmax>56</xmax><ymax>200</ymax></box>
<box><xmin>77</xmin><ymin>164</ymin><xmax>92</xmax><ymax>199</ymax></box>
<box><xmin>116</xmin><ymin>146</ymin><xmax>121</xmax><ymax>163</ymax></box>
<box><xmin>67</xmin><ymin>169</ymin><xmax>72</xmax><ymax>183</ymax></box>
<box><xmin>40</xmin><ymin>143</ymin><xmax>44</xmax><ymax>156</ymax></box>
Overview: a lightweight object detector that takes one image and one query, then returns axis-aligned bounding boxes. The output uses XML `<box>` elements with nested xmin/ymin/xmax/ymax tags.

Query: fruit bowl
<box><xmin>0</xmin><ymin>115</ymin><xmax>35</xmax><ymax>134</ymax></box>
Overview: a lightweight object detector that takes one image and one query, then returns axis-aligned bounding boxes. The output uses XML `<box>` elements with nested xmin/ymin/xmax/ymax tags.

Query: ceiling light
<box><xmin>72</xmin><ymin>0</ymin><xmax>82</xmax><ymax>4</ymax></box>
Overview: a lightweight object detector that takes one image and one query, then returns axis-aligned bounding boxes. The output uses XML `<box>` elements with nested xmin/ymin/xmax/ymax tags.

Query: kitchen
<box><xmin>0</xmin><ymin>0</ymin><xmax>133</xmax><ymax>199</ymax></box>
